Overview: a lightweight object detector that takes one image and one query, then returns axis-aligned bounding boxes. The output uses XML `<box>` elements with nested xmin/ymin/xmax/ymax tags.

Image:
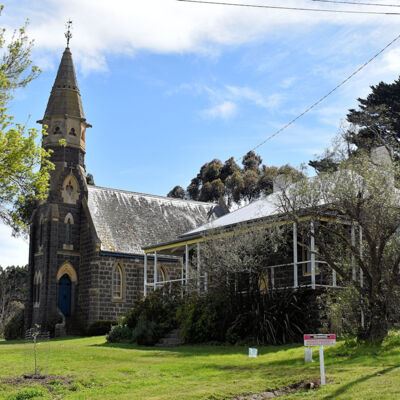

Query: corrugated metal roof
<box><xmin>180</xmin><ymin>169</ymin><xmax>366</xmax><ymax>237</ymax></box>
<box><xmin>181</xmin><ymin>191</ymin><xmax>282</xmax><ymax>237</ymax></box>
<box><xmin>87</xmin><ymin>185</ymin><xmax>223</xmax><ymax>255</ymax></box>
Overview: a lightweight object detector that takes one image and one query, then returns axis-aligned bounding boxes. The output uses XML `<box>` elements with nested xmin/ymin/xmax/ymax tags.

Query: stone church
<box><xmin>25</xmin><ymin>45</ymin><xmax>224</xmax><ymax>334</ymax></box>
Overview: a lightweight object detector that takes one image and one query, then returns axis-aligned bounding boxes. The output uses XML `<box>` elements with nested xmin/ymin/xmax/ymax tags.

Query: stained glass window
<box><xmin>112</xmin><ymin>265</ymin><xmax>123</xmax><ymax>299</ymax></box>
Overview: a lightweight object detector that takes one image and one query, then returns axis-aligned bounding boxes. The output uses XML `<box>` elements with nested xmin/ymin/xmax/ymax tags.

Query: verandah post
<box><xmin>359</xmin><ymin>227</ymin><xmax>363</xmax><ymax>288</ymax></box>
<box><xmin>197</xmin><ymin>242</ymin><xmax>201</xmax><ymax>293</ymax></box>
<box><xmin>144</xmin><ymin>252</ymin><xmax>148</xmax><ymax>297</ymax></box>
<box><xmin>293</xmin><ymin>222</ymin><xmax>298</xmax><ymax>288</ymax></box>
<box><xmin>332</xmin><ymin>269</ymin><xmax>337</xmax><ymax>287</ymax></box>
<box><xmin>360</xmin><ymin>226</ymin><xmax>364</xmax><ymax>328</ymax></box>
<box><xmin>180</xmin><ymin>256</ymin><xmax>184</xmax><ymax>298</ymax></box>
<box><xmin>271</xmin><ymin>267</ymin><xmax>275</xmax><ymax>289</ymax></box>
<box><xmin>311</xmin><ymin>220</ymin><xmax>316</xmax><ymax>289</ymax></box>
<box><xmin>351</xmin><ymin>223</ymin><xmax>356</xmax><ymax>280</ymax></box>
<box><xmin>154</xmin><ymin>251</ymin><xmax>158</xmax><ymax>291</ymax></box>
<box><xmin>185</xmin><ymin>244</ymin><xmax>189</xmax><ymax>286</ymax></box>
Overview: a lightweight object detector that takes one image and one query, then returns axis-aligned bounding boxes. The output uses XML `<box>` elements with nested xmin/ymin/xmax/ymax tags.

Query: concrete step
<box><xmin>163</xmin><ymin>329</ymin><xmax>180</xmax><ymax>339</ymax></box>
<box><xmin>156</xmin><ymin>329</ymin><xmax>183</xmax><ymax>347</ymax></box>
<box><xmin>158</xmin><ymin>338</ymin><xmax>181</xmax><ymax>345</ymax></box>
<box><xmin>54</xmin><ymin>323</ymin><xmax>66</xmax><ymax>337</ymax></box>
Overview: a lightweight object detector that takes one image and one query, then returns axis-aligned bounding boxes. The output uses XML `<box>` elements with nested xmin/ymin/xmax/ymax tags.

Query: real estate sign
<box><xmin>304</xmin><ymin>334</ymin><xmax>337</xmax><ymax>386</ymax></box>
<box><xmin>304</xmin><ymin>334</ymin><xmax>336</xmax><ymax>347</ymax></box>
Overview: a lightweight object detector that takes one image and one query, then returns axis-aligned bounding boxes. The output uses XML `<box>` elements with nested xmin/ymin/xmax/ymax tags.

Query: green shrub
<box><xmin>132</xmin><ymin>316</ymin><xmax>158</xmax><ymax>346</ymax></box>
<box><xmin>177</xmin><ymin>291</ymin><xmax>232</xmax><ymax>343</ymax></box>
<box><xmin>4</xmin><ymin>308</ymin><xmax>24</xmax><ymax>340</ymax></box>
<box><xmin>87</xmin><ymin>320</ymin><xmax>117</xmax><ymax>336</ymax></box>
<box><xmin>108</xmin><ymin>285</ymin><xmax>321</xmax><ymax>346</ymax></box>
<box><xmin>178</xmin><ymin>288</ymin><xmax>322</xmax><ymax>345</ymax></box>
<box><xmin>125</xmin><ymin>288</ymin><xmax>182</xmax><ymax>334</ymax></box>
<box><xmin>107</xmin><ymin>288</ymin><xmax>183</xmax><ymax>345</ymax></box>
<box><xmin>106</xmin><ymin>324</ymin><xmax>132</xmax><ymax>343</ymax></box>
<box><xmin>228</xmin><ymin>289</ymin><xmax>321</xmax><ymax>345</ymax></box>
<box><xmin>123</xmin><ymin>309</ymin><xmax>137</xmax><ymax>329</ymax></box>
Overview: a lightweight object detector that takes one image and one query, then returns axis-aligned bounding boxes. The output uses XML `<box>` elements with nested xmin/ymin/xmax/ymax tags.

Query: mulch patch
<box><xmin>232</xmin><ymin>378</ymin><xmax>325</xmax><ymax>399</ymax></box>
<box><xmin>2</xmin><ymin>374</ymin><xmax>73</xmax><ymax>386</ymax></box>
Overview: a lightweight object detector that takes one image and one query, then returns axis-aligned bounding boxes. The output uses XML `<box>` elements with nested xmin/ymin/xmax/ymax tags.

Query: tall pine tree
<box><xmin>310</xmin><ymin>77</ymin><xmax>400</xmax><ymax>173</ymax></box>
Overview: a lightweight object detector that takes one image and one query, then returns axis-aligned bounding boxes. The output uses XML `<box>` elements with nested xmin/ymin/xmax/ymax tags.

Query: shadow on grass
<box><xmin>323</xmin><ymin>364</ymin><xmax>400</xmax><ymax>400</ymax></box>
<box><xmin>202</xmin><ymin>361</ymin><xmax>308</xmax><ymax>375</ymax></box>
<box><xmin>0</xmin><ymin>336</ymin><xmax>84</xmax><ymax>346</ymax></box>
<box><xmin>92</xmin><ymin>341</ymin><xmax>302</xmax><ymax>358</ymax></box>
<box><xmin>49</xmin><ymin>336</ymin><xmax>85</xmax><ymax>342</ymax></box>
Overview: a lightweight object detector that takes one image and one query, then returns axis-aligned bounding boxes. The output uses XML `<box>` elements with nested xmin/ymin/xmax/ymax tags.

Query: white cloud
<box><xmin>380</xmin><ymin>47</ymin><xmax>400</xmax><ymax>75</ymax></box>
<box><xmin>172</xmin><ymin>82</ymin><xmax>283</xmax><ymax>116</ymax></box>
<box><xmin>3</xmin><ymin>0</ymin><xmax>400</xmax><ymax>72</ymax></box>
<box><xmin>265</xmin><ymin>93</ymin><xmax>284</xmax><ymax>110</ymax></box>
<box><xmin>281</xmin><ymin>77</ymin><xmax>296</xmax><ymax>89</ymax></box>
<box><xmin>203</xmin><ymin>101</ymin><xmax>237</xmax><ymax>119</ymax></box>
<box><xmin>0</xmin><ymin>223</ymin><xmax>29</xmax><ymax>268</ymax></box>
<box><xmin>226</xmin><ymin>85</ymin><xmax>283</xmax><ymax>109</ymax></box>
<box><xmin>226</xmin><ymin>85</ymin><xmax>268</xmax><ymax>107</ymax></box>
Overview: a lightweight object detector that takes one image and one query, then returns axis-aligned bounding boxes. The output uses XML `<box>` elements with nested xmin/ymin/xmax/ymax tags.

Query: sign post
<box><xmin>304</xmin><ymin>334</ymin><xmax>336</xmax><ymax>386</ymax></box>
<box><xmin>319</xmin><ymin>345</ymin><xmax>325</xmax><ymax>385</ymax></box>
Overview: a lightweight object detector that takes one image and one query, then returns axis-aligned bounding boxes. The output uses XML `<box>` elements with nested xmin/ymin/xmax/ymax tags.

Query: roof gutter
<box><xmin>99</xmin><ymin>250</ymin><xmax>180</xmax><ymax>263</ymax></box>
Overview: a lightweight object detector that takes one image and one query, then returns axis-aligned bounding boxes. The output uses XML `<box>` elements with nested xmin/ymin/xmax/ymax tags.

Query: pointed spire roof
<box><xmin>43</xmin><ymin>47</ymin><xmax>85</xmax><ymax>120</ymax></box>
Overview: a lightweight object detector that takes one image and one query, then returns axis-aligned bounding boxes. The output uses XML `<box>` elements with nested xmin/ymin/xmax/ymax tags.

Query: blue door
<box><xmin>58</xmin><ymin>274</ymin><xmax>71</xmax><ymax>316</ymax></box>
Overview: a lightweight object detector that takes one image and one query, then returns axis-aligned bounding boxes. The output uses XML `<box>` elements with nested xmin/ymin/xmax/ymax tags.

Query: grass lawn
<box><xmin>0</xmin><ymin>332</ymin><xmax>399</xmax><ymax>400</ymax></box>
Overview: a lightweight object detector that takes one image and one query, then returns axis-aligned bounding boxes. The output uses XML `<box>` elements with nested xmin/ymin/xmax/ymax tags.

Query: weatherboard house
<box><xmin>25</xmin><ymin>46</ymin><xmax>225</xmax><ymax>334</ymax></box>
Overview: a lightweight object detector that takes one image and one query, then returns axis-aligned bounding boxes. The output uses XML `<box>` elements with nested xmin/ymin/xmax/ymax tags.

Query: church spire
<box><xmin>39</xmin><ymin>23</ymin><xmax>91</xmax><ymax>154</ymax></box>
<box><xmin>42</xmin><ymin>46</ymin><xmax>85</xmax><ymax>120</ymax></box>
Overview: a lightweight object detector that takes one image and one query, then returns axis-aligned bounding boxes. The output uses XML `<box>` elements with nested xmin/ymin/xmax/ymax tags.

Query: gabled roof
<box><xmin>42</xmin><ymin>47</ymin><xmax>85</xmax><ymax>120</ymax></box>
<box><xmin>87</xmin><ymin>185</ymin><xmax>224</xmax><ymax>255</ymax></box>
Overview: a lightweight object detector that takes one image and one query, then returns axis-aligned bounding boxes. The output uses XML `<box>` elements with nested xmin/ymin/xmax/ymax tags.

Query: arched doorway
<box><xmin>58</xmin><ymin>274</ymin><xmax>72</xmax><ymax>316</ymax></box>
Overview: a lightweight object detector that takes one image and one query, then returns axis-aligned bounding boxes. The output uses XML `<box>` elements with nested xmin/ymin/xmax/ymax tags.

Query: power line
<box><xmin>237</xmin><ymin>32</ymin><xmax>400</xmax><ymax>160</ymax></box>
<box><xmin>177</xmin><ymin>0</ymin><xmax>400</xmax><ymax>159</ymax></box>
<box><xmin>176</xmin><ymin>0</ymin><xmax>400</xmax><ymax>15</ymax></box>
<box><xmin>313</xmin><ymin>0</ymin><xmax>400</xmax><ymax>7</ymax></box>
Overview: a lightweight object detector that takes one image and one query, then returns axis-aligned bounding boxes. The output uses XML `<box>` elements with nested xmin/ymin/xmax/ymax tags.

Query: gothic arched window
<box><xmin>33</xmin><ymin>272</ymin><xmax>42</xmax><ymax>306</ymax></box>
<box><xmin>157</xmin><ymin>266</ymin><xmax>166</xmax><ymax>283</ymax></box>
<box><xmin>64</xmin><ymin>214</ymin><xmax>74</xmax><ymax>245</ymax></box>
<box><xmin>39</xmin><ymin>218</ymin><xmax>44</xmax><ymax>249</ymax></box>
<box><xmin>69</xmin><ymin>128</ymin><xmax>76</xmax><ymax>136</ymax></box>
<box><xmin>54</xmin><ymin>126</ymin><xmax>61</xmax><ymax>134</ymax></box>
<box><xmin>258</xmin><ymin>270</ymin><xmax>269</xmax><ymax>292</ymax></box>
<box><xmin>61</xmin><ymin>175</ymin><xmax>79</xmax><ymax>204</ymax></box>
<box><xmin>66</xmin><ymin>221</ymin><xmax>71</xmax><ymax>244</ymax></box>
<box><xmin>112</xmin><ymin>264</ymin><xmax>123</xmax><ymax>300</ymax></box>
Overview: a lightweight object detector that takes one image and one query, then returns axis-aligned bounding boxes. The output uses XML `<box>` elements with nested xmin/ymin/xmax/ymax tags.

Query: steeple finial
<box><xmin>65</xmin><ymin>20</ymin><xmax>72</xmax><ymax>48</ymax></box>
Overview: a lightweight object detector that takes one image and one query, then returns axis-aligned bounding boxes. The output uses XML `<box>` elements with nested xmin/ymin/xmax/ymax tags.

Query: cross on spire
<box><xmin>65</xmin><ymin>20</ymin><xmax>73</xmax><ymax>48</ymax></box>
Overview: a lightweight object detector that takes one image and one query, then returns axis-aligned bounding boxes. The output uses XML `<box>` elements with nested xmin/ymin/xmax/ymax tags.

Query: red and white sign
<box><xmin>304</xmin><ymin>334</ymin><xmax>336</xmax><ymax>347</ymax></box>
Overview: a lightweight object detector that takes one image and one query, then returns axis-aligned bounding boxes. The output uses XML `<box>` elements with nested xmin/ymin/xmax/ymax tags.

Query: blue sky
<box><xmin>2</xmin><ymin>0</ymin><xmax>400</xmax><ymax>266</ymax></box>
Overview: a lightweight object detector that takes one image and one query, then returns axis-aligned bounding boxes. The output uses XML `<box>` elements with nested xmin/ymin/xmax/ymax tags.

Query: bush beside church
<box><xmin>106</xmin><ymin>287</ymin><xmax>325</xmax><ymax>346</ymax></box>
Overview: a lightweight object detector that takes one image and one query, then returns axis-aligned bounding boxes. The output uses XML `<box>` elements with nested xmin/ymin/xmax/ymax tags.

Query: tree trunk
<box><xmin>365</xmin><ymin>297</ymin><xmax>388</xmax><ymax>343</ymax></box>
